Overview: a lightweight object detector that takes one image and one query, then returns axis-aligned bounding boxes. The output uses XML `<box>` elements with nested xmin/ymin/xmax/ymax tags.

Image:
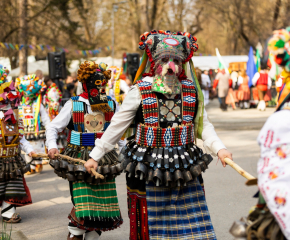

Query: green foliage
<box><xmin>0</xmin><ymin>221</ymin><xmax>12</xmax><ymax>240</ymax></box>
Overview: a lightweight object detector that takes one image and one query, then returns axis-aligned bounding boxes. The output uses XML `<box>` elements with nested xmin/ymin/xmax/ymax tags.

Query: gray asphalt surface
<box><xmin>8</xmin><ymin>101</ymin><xmax>272</xmax><ymax>240</ymax></box>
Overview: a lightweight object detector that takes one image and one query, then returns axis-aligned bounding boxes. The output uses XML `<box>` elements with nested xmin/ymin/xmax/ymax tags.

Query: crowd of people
<box><xmin>196</xmin><ymin>65</ymin><xmax>274</xmax><ymax>112</ymax></box>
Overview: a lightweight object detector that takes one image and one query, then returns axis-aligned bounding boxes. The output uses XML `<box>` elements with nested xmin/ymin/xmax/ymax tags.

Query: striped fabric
<box><xmin>72</xmin><ymin>179</ymin><xmax>121</xmax><ymax>220</ymax></box>
<box><xmin>146</xmin><ymin>179</ymin><xmax>216</xmax><ymax>240</ymax></box>
<box><xmin>0</xmin><ymin>178</ymin><xmax>27</xmax><ymax>198</ymax></box>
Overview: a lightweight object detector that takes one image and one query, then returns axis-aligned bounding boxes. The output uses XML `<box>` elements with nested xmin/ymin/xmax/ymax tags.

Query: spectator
<box><xmin>252</xmin><ymin>63</ymin><xmax>272</xmax><ymax>111</ymax></box>
<box><xmin>195</xmin><ymin>68</ymin><xmax>202</xmax><ymax>86</ymax></box>
<box><xmin>62</xmin><ymin>83</ymin><xmax>75</xmax><ymax>99</ymax></box>
<box><xmin>44</xmin><ymin>76</ymin><xmax>53</xmax><ymax>88</ymax></box>
<box><xmin>237</xmin><ymin>70</ymin><xmax>251</xmax><ymax>109</ymax></box>
<box><xmin>35</xmin><ymin>69</ymin><xmax>43</xmax><ymax>80</ymax></box>
<box><xmin>66</xmin><ymin>76</ymin><xmax>74</xmax><ymax>84</ymax></box>
<box><xmin>231</xmin><ymin>71</ymin><xmax>239</xmax><ymax>90</ymax></box>
<box><xmin>214</xmin><ymin>69</ymin><xmax>230</xmax><ymax>111</ymax></box>
<box><xmin>201</xmin><ymin>70</ymin><xmax>211</xmax><ymax>105</ymax></box>
<box><xmin>120</xmin><ymin>74</ymin><xmax>132</xmax><ymax>88</ymax></box>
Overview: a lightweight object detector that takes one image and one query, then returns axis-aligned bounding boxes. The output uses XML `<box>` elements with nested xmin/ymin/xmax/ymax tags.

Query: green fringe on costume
<box><xmin>72</xmin><ymin>179</ymin><xmax>121</xmax><ymax>220</ymax></box>
<box><xmin>188</xmin><ymin>59</ymin><xmax>204</xmax><ymax>140</ymax></box>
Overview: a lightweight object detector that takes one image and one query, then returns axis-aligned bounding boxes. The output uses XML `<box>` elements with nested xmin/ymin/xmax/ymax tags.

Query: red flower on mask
<box><xmin>90</xmin><ymin>88</ymin><xmax>98</xmax><ymax>97</ymax></box>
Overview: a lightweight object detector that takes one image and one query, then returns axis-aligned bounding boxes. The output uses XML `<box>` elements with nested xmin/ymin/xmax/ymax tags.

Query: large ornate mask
<box><xmin>152</xmin><ymin>56</ymin><xmax>183</xmax><ymax>94</ymax></box>
<box><xmin>77</xmin><ymin>61</ymin><xmax>111</xmax><ymax>112</ymax></box>
<box><xmin>137</xmin><ymin>30</ymin><xmax>199</xmax><ymax>95</ymax></box>
<box><xmin>86</xmin><ymin>69</ymin><xmax>108</xmax><ymax>106</ymax></box>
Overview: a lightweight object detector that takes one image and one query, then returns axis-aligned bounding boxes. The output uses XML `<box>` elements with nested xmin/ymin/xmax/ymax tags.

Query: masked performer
<box><xmin>107</xmin><ymin>66</ymin><xmax>131</xmax><ymax>151</ymax></box>
<box><xmin>230</xmin><ymin>27</ymin><xmax>290</xmax><ymax>240</ymax></box>
<box><xmin>46</xmin><ymin>61</ymin><xmax>122</xmax><ymax>240</ymax></box>
<box><xmin>0</xmin><ymin>66</ymin><xmax>35</xmax><ymax>223</ymax></box>
<box><xmin>84</xmin><ymin>30</ymin><xmax>232</xmax><ymax>240</ymax></box>
<box><xmin>44</xmin><ymin>82</ymin><xmax>65</xmax><ymax>154</ymax></box>
<box><xmin>45</xmin><ymin>82</ymin><xmax>62</xmax><ymax>121</ymax></box>
<box><xmin>16</xmin><ymin>75</ymin><xmax>50</xmax><ymax>174</ymax></box>
<box><xmin>107</xmin><ymin>66</ymin><xmax>130</xmax><ymax>110</ymax></box>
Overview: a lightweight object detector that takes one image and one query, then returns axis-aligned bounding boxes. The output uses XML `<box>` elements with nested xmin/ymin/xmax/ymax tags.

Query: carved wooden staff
<box><xmin>32</xmin><ymin>153</ymin><xmax>104</xmax><ymax>180</ymax></box>
<box><xmin>224</xmin><ymin>158</ymin><xmax>257</xmax><ymax>185</ymax></box>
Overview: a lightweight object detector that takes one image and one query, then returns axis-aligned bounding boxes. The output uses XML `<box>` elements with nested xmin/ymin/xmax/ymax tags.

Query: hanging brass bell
<box><xmin>153</xmin><ymin>168</ymin><xmax>163</xmax><ymax>186</ymax></box>
<box><xmin>183</xmin><ymin>170</ymin><xmax>193</xmax><ymax>183</ymax></box>
<box><xmin>146</xmin><ymin>168</ymin><xmax>154</xmax><ymax>184</ymax></box>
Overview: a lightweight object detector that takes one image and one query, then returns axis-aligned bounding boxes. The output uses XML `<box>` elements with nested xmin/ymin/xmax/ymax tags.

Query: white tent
<box><xmin>69</xmin><ymin>57</ymin><xmax>122</xmax><ymax>74</ymax></box>
<box><xmin>191</xmin><ymin>55</ymin><xmax>248</xmax><ymax>70</ymax></box>
<box><xmin>7</xmin><ymin>55</ymin><xmax>247</xmax><ymax>77</ymax></box>
<box><xmin>9</xmin><ymin>60</ymin><xmax>49</xmax><ymax>77</ymax></box>
<box><xmin>9</xmin><ymin>57</ymin><xmax>123</xmax><ymax>77</ymax></box>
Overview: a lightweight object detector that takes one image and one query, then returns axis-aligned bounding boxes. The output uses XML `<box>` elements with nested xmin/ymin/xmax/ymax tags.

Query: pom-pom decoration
<box><xmin>138</xmin><ymin>29</ymin><xmax>198</xmax><ymax>61</ymax></box>
<box><xmin>98</xmin><ymin>62</ymin><xmax>107</xmax><ymax>72</ymax></box>
<box><xmin>268</xmin><ymin>27</ymin><xmax>290</xmax><ymax>72</ymax></box>
<box><xmin>16</xmin><ymin>74</ymin><xmax>46</xmax><ymax>97</ymax></box>
<box><xmin>77</xmin><ymin>61</ymin><xmax>111</xmax><ymax>83</ymax></box>
<box><xmin>0</xmin><ymin>66</ymin><xmax>10</xmax><ymax>84</ymax></box>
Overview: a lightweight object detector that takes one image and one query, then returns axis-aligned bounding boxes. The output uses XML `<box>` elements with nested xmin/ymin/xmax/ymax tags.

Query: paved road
<box><xmin>10</xmin><ymin>104</ymin><xmax>272</xmax><ymax>240</ymax></box>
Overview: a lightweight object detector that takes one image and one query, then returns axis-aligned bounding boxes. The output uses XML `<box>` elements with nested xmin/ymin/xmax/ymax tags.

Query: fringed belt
<box><xmin>135</xmin><ymin>124</ymin><xmax>194</xmax><ymax>147</ymax></box>
<box><xmin>67</xmin><ymin>130</ymin><xmax>103</xmax><ymax>146</ymax></box>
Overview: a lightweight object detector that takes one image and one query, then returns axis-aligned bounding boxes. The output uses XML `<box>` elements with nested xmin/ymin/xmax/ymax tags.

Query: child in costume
<box><xmin>230</xmin><ymin>27</ymin><xmax>290</xmax><ymax>240</ymax></box>
<box><xmin>46</xmin><ymin>61</ymin><xmax>122</xmax><ymax>240</ymax></box>
<box><xmin>0</xmin><ymin>66</ymin><xmax>35</xmax><ymax>223</ymax></box>
<box><xmin>85</xmin><ymin>30</ymin><xmax>233</xmax><ymax>240</ymax></box>
<box><xmin>16</xmin><ymin>75</ymin><xmax>50</xmax><ymax>174</ymax></box>
<box><xmin>44</xmin><ymin>82</ymin><xmax>65</xmax><ymax>153</ymax></box>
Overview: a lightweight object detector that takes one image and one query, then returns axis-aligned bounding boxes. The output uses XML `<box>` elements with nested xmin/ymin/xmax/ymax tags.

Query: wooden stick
<box><xmin>224</xmin><ymin>157</ymin><xmax>256</xmax><ymax>180</ymax></box>
<box><xmin>245</xmin><ymin>178</ymin><xmax>258</xmax><ymax>186</ymax></box>
<box><xmin>31</xmin><ymin>153</ymin><xmax>104</xmax><ymax>179</ymax></box>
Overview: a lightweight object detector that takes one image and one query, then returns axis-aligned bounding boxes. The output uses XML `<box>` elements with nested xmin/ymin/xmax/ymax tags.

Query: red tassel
<box><xmin>182</xmin><ymin>50</ymin><xmax>194</xmax><ymax>64</ymax></box>
<box><xmin>142</xmin><ymin>46</ymin><xmax>155</xmax><ymax>78</ymax></box>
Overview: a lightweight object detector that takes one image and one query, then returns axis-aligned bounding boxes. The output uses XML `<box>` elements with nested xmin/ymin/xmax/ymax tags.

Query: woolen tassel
<box><xmin>91</xmin><ymin>103</ymin><xmax>111</xmax><ymax>113</ymax></box>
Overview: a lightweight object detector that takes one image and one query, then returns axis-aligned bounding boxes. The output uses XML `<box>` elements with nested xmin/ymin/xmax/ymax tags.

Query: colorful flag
<box><xmin>9</xmin><ymin>43</ymin><xmax>15</xmax><ymax>50</ymax></box>
<box><xmin>215</xmin><ymin>48</ymin><xmax>229</xmax><ymax>73</ymax></box>
<box><xmin>256</xmin><ymin>49</ymin><xmax>261</xmax><ymax>72</ymax></box>
<box><xmin>246</xmin><ymin>46</ymin><xmax>257</xmax><ymax>87</ymax></box>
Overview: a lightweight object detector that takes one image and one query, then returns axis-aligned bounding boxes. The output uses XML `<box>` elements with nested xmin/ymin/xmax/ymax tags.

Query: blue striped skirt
<box><xmin>146</xmin><ymin>179</ymin><xmax>216</xmax><ymax>240</ymax></box>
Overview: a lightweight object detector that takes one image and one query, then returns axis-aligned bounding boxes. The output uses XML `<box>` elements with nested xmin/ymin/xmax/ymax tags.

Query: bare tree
<box><xmin>19</xmin><ymin>0</ymin><xmax>28</xmax><ymax>76</ymax></box>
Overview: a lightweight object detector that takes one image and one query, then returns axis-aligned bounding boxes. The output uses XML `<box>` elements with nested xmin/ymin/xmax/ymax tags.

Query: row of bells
<box><xmin>50</xmin><ymin>159</ymin><xmax>124</xmax><ymax>184</ymax></box>
<box><xmin>25</xmin><ymin>133</ymin><xmax>46</xmax><ymax>141</ymax></box>
<box><xmin>120</xmin><ymin>152</ymin><xmax>213</xmax><ymax>187</ymax></box>
<box><xmin>0</xmin><ymin>157</ymin><xmax>31</xmax><ymax>181</ymax></box>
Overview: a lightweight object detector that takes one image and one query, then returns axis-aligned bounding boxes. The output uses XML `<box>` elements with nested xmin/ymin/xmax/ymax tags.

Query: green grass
<box><xmin>0</xmin><ymin>220</ymin><xmax>12</xmax><ymax>240</ymax></box>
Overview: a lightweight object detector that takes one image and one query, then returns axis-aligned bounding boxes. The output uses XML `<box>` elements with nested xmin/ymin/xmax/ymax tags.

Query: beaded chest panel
<box><xmin>136</xmin><ymin>79</ymin><xmax>196</xmax><ymax>127</ymax></box>
<box><xmin>71</xmin><ymin>96</ymin><xmax>115</xmax><ymax>133</ymax></box>
<box><xmin>158</xmin><ymin>99</ymin><xmax>182</xmax><ymax>124</ymax></box>
<box><xmin>84</xmin><ymin>112</ymin><xmax>105</xmax><ymax>133</ymax></box>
